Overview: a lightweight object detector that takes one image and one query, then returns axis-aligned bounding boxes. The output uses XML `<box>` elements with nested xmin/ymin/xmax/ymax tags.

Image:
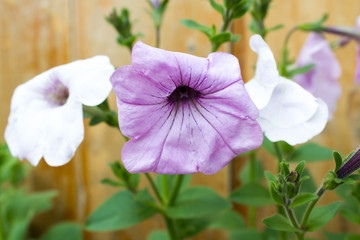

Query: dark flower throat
<box><xmin>167</xmin><ymin>86</ymin><xmax>200</xmax><ymax>104</ymax></box>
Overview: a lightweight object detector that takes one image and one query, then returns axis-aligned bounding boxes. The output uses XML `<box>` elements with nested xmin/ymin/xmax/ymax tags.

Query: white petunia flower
<box><xmin>5</xmin><ymin>56</ymin><xmax>114</xmax><ymax>166</ymax></box>
<box><xmin>245</xmin><ymin>35</ymin><xmax>328</xmax><ymax>145</ymax></box>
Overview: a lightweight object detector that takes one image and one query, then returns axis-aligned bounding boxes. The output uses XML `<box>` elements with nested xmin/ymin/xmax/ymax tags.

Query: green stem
<box><xmin>279</xmin><ymin>26</ymin><xmax>298</xmax><ymax>77</ymax></box>
<box><xmin>211</xmin><ymin>9</ymin><xmax>233</xmax><ymax>52</ymax></box>
<box><xmin>162</xmin><ymin>175</ymin><xmax>169</xmax><ymax>204</ymax></box>
<box><xmin>168</xmin><ymin>174</ymin><xmax>185</xmax><ymax>206</ymax></box>
<box><xmin>282</xmin><ymin>197</ymin><xmax>300</xmax><ymax>238</ymax></box>
<box><xmin>300</xmin><ymin>185</ymin><xmax>326</xmax><ymax>230</ymax></box>
<box><xmin>145</xmin><ymin>173</ymin><xmax>164</xmax><ymax>204</ymax></box>
<box><xmin>156</xmin><ymin>27</ymin><xmax>160</xmax><ymax>48</ymax></box>
<box><xmin>249</xmin><ymin>151</ymin><xmax>257</xmax><ymax>228</ymax></box>
<box><xmin>273</xmin><ymin>142</ymin><xmax>284</xmax><ymax>169</ymax></box>
<box><xmin>164</xmin><ymin>215</ymin><xmax>181</xmax><ymax>240</ymax></box>
<box><xmin>82</xmin><ymin>105</ymin><xmax>130</xmax><ymax>142</ymax></box>
<box><xmin>220</xmin><ymin>9</ymin><xmax>232</xmax><ymax>32</ymax></box>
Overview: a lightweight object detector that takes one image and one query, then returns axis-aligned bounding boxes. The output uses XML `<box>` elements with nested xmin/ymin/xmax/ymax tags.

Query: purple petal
<box><xmin>294</xmin><ymin>33</ymin><xmax>341</xmax><ymax>119</ymax></box>
<box><xmin>114</xmin><ymin>42</ymin><xmax>263</xmax><ymax>174</ymax></box>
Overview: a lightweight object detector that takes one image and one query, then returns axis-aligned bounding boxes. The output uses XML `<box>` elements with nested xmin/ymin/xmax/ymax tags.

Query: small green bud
<box><xmin>287</xmin><ymin>171</ymin><xmax>299</xmax><ymax>183</ymax></box>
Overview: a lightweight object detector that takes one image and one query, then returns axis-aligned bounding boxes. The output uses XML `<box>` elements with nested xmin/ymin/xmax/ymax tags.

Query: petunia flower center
<box><xmin>167</xmin><ymin>86</ymin><xmax>200</xmax><ymax>104</ymax></box>
<box><xmin>44</xmin><ymin>79</ymin><xmax>69</xmax><ymax>106</ymax></box>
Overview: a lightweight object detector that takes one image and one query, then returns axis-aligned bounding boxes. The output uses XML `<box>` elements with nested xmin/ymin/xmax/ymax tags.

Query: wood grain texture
<box><xmin>1</xmin><ymin>0</ymin><xmax>360</xmax><ymax>239</ymax></box>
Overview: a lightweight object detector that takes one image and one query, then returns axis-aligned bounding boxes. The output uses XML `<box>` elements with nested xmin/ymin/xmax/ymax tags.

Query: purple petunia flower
<box><xmin>336</xmin><ymin>148</ymin><xmax>360</xmax><ymax>179</ymax></box>
<box><xmin>294</xmin><ymin>33</ymin><xmax>341</xmax><ymax>119</ymax></box>
<box><xmin>110</xmin><ymin>42</ymin><xmax>263</xmax><ymax>175</ymax></box>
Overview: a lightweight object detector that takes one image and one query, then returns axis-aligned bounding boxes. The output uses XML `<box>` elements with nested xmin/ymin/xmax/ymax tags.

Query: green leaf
<box><xmin>295</xmin><ymin>160</ymin><xmax>306</xmax><ymax>176</ymax></box>
<box><xmin>229</xmin><ymin>182</ymin><xmax>273</xmax><ymax>206</ymax></box>
<box><xmin>239</xmin><ymin>157</ymin><xmax>264</xmax><ymax>183</ymax></box>
<box><xmin>229</xmin><ymin>229</ymin><xmax>263</xmax><ymax>240</ymax></box>
<box><xmin>166</xmin><ymin>186</ymin><xmax>231</xmax><ymax>219</ymax></box>
<box><xmin>333</xmin><ymin>151</ymin><xmax>343</xmax><ymax>172</ymax></box>
<box><xmin>346</xmin><ymin>234</ymin><xmax>360</xmax><ymax>240</ymax></box>
<box><xmin>266</xmin><ymin>24</ymin><xmax>285</xmax><ymax>32</ymax></box>
<box><xmin>176</xmin><ymin>218</ymin><xmax>210</xmax><ymax>237</ymax></box>
<box><xmin>264</xmin><ymin>171</ymin><xmax>277</xmax><ymax>183</ymax></box>
<box><xmin>180</xmin><ymin>19</ymin><xmax>211</xmax><ymax>37</ymax></box>
<box><xmin>208</xmin><ymin>0</ymin><xmax>225</xmax><ymax>16</ymax></box>
<box><xmin>307</xmin><ymin>202</ymin><xmax>342</xmax><ymax>231</ymax></box>
<box><xmin>101</xmin><ymin>178</ymin><xmax>124</xmax><ymax>187</ymax></box>
<box><xmin>147</xmin><ymin>231</ymin><xmax>169</xmax><ymax>240</ymax></box>
<box><xmin>40</xmin><ymin>222</ymin><xmax>82</xmax><ymax>240</ymax></box>
<box><xmin>340</xmin><ymin>207</ymin><xmax>360</xmax><ymax>224</ymax></box>
<box><xmin>209</xmin><ymin>210</ymin><xmax>246</xmax><ymax>230</ymax></box>
<box><xmin>231</xmin><ymin>34</ymin><xmax>241</xmax><ymax>42</ymax></box>
<box><xmin>210</xmin><ymin>32</ymin><xmax>232</xmax><ymax>46</ymax></box>
<box><xmin>262</xmin><ymin>136</ymin><xmax>276</xmax><ymax>156</ymax></box>
<box><xmin>289</xmin><ymin>193</ymin><xmax>318</xmax><ymax>209</ymax></box>
<box><xmin>323</xmin><ymin>231</ymin><xmax>346</xmax><ymax>240</ymax></box>
<box><xmin>269</xmin><ymin>182</ymin><xmax>283</xmax><ymax>205</ymax></box>
<box><xmin>85</xmin><ymin>190</ymin><xmax>157</xmax><ymax>231</ymax></box>
<box><xmin>262</xmin><ymin>214</ymin><xmax>301</xmax><ymax>232</ymax></box>
<box><xmin>287</xmin><ymin>64</ymin><xmax>315</xmax><ymax>77</ymax></box>
<box><xmin>287</xmin><ymin>143</ymin><xmax>333</xmax><ymax>162</ymax></box>
<box><xmin>298</xmin><ymin>13</ymin><xmax>328</xmax><ymax>31</ymax></box>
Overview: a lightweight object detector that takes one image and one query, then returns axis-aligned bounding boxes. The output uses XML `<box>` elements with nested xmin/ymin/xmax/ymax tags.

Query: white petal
<box><xmin>260</xmin><ymin>99</ymin><xmax>328</xmax><ymax>145</ymax></box>
<box><xmin>245</xmin><ymin>77</ymin><xmax>277</xmax><ymax>110</ymax></box>
<box><xmin>57</xmin><ymin>56</ymin><xmax>114</xmax><ymax>106</ymax></box>
<box><xmin>247</xmin><ymin>35</ymin><xmax>279</xmax><ymax>109</ymax></box>
<box><xmin>259</xmin><ymin>77</ymin><xmax>318</xmax><ymax>128</ymax></box>
<box><xmin>42</xmin><ymin>98</ymin><xmax>84</xmax><ymax>166</ymax></box>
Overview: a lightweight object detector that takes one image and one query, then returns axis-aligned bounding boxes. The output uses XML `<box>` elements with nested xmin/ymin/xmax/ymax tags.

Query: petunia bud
<box><xmin>336</xmin><ymin>148</ymin><xmax>360</xmax><ymax>179</ymax></box>
<box><xmin>286</xmin><ymin>171</ymin><xmax>299</xmax><ymax>183</ymax></box>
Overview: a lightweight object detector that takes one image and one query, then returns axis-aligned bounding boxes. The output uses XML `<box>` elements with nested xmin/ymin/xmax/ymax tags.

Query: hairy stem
<box><xmin>300</xmin><ymin>185</ymin><xmax>326</xmax><ymax>230</ymax></box>
<box><xmin>145</xmin><ymin>173</ymin><xmax>164</xmax><ymax>204</ymax></box>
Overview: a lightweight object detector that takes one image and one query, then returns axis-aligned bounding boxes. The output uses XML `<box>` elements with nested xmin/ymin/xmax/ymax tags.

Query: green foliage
<box><xmin>229</xmin><ymin>229</ymin><xmax>263</xmax><ymax>240</ymax></box>
<box><xmin>85</xmin><ymin>190</ymin><xmax>157</xmax><ymax>231</ymax></box>
<box><xmin>147</xmin><ymin>230</ymin><xmax>169</xmax><ymax>240</ymax></box>
<box><xmin>287</xmin><ymin>64</ymin><xmax>315</xmax><ymax>78</ymax></box>
<box><xmin>180</xmin><ymin>19</ymin><xmax>212</xmax><ymax>37</ymax></box>
<box><xmin>40</xmin><ymin>222</ymin><xmax>82</xmax><ymax>240</ymax></box>
<box><xmin>262</xmin><ymin>214</ymin><xmax>301</xmax><ymax>232</ymax></box>
<box><xmin>239</xmin><ymin>157</ymin><xmax>264</xmax><ymax>183</ymax></box>
<box><xmin>146</xmin><ymin>0</ymin><xmax>169</xmax><ymax>28</ymax></box>
<box><xmin>0</xmin><ymin>143</ymin><xmax>58</xmax><ymax>240</ymax></box>
<box><xmin>101</xmin><ymin>161</ymin><xmax>140</xmax><ymax>192</ymax></box>
<box><xmin>289</xmin><ymin>193</ymin><xmax>318</xmax><ymax>209</ymax></box>
<box><xmin>229</xmin><ymin>182</ymin><xmax>273</xmax><ymax>206</ymax></box>
<box><xmin>287</xmin><ymin>143</ymin><xmax>333</xmax><ymax>162</ymax></box>
<box><xmin>306</xmin><ymin>202</ymin><xmax>342</xmax><ymax>231</ymax></box>
<box><xmin>155</xmin><ymin>174</ymin><xmax>191</xmax><ymax>201</ymax></box>
<box><xmin>336</xmin><ymin>183</ymin><xmax>360</xmax><ymax>224</ymax></box>
<box><xmin>209</xmin><ymin>210</ymin><xmax>246</xmax><ymax>231</ymax></box>
<box><xmin>83</xmin><ymin>100</ymin><xmax>120</xmax><ymax>130</ymax></box>
<box><xmin>166</xmin><ymin>186</ymin><xmax>231</xmax><ymax>219</ymax></box>
<box><xmin>106</xmin><ymin>8</ymin><xmax>143</xmax><ymax>51</ymax></box>
<box><xmin>0</xmin><ymin>144</ymin><xmax>28</xmax><ymax>186</ymax></box>
<box><xmin>298</xmin><ymin>13</ymin><xmax>328</xmax><ymax>31</ymax></box>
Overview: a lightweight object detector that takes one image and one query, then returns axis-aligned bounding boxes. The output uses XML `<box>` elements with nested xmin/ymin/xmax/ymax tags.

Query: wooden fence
<box><xmin>1</xmin><ymin>0</ymin><xmax>360</xmax><ymax>239</ymax></box>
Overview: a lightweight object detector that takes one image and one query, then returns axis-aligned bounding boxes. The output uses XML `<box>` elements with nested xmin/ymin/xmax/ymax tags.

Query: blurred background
<box><xmin>1</xmin><ymin>0</ymin><xmax>360</xmax><ymax>239</ymax></box>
